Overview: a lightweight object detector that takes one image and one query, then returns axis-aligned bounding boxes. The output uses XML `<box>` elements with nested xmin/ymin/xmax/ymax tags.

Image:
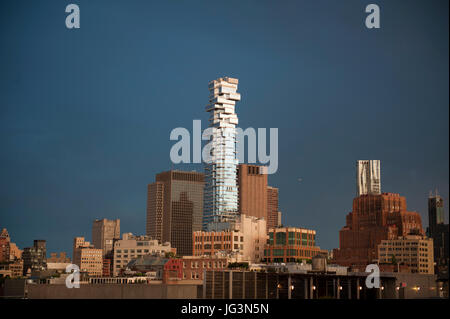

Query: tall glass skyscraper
<box><xmin>356</xmin><ymin>160</ymin><xmax>381</xmax><ymax>196</ymax></box>
<box><xmin>203</xmin><ymin>77</ymin><xmax>241</xmax><ymax>231</ymax></box>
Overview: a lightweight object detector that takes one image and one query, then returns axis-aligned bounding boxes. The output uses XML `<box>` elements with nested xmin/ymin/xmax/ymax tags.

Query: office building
<box><xmin>203</xmin><ymin>77</ymin><xmax>241</xmax><ymax>231</ymax></box>
<box><xmin>333</xmin><ymin>193</ymin><xmax>424</xmax><ymax>268</ymax></box>
<box><xmin>92</xmin><ymin>218</ymin><xmax>120</xmax><ymax>258</ymax></box>
<box><xmin>356</xmin><ymin>160</ymin><xmax>381</xmax><ymax>196</ymax></box>
<box><xmin>264</xmin><ymin>227</ymin><xmax>324</xmax><ymax>263</ymax></box>
<box><xmin>22</xmin><ymin>240</ymin><xmax>47</xmax><ymax>275</ymax></box>
<box><xmin>237</xmin><ymin>164</ymin><xmax>268</xmax><ymax>220</ymax></box>
<box><xmin>113</xmin><ymin>233</ymin><xmax>174</xmax><ymax>276</ymax></box>
<box><xmin>193</xmin><ymin>214</ymin><xmax>267</xmax><ymax>263</ymax></box>
<box><xmin>72</xmin><ymin>237</ymin><xmax>103</xmax><ymax>277</ymax></box>
<box><xmin>378</xmin><ymin>234</ymin><xmax>434</xmax><ymax>274</ymax></box>
<box><xmin>427</xmin><ymin>191</ymin><xmax>449</xmax><ymax>278</ymax></box>
<box><xmin>146</xmin><ymin>170</ymin><xmax>204</xmax><ymax>256</ymax></box>
<box><xmin>267</xmin><ymin>186</ymin><xmax>281</xmax><ymax>230</ymax></box>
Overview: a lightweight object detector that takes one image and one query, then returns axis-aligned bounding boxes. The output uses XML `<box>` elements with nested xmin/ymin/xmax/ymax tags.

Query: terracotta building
<box><xmin>146</xmin><ymin>170</ymin><xmax>204</xmax><ymax>256</ymax></box>
<box><xmin>0</xmin><ymin>228</ymin><xmax>22</xmax><ymax>262</ymax></box>
<box><xmin>333</xmin><ymin>193</ymin><xmax>424</xmax><ymax>268</ymax></box>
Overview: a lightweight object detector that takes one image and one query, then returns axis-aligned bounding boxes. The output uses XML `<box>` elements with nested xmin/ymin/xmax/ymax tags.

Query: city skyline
<box><xmin>1</xmin><ymin>0</ymin><xmax>448</xmax><ymax>257</ymax></box>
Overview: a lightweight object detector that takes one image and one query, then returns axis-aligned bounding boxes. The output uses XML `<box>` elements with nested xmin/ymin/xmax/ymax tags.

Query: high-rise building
<box><xmin>428</xmin><ymin>191</ymin><xmax>445</xmax><ymax>236</ymax></box>
<box><xmin>92</xmin><ymin>218</ymin><xmax>120</xmax><ymax>257</ymax></box>
<box><xmin>356</xmin><ymin>160</ymin><xmax>381</xmax><ymax>196</ymax></box>
<box><xmin>333</xmin><ymin>193</ymin><xmax>424</xmax><ymax>268</ymax></box>
<box><xmin>203</xmin><ymin>77</ymin><xmax>241</xmax><ymax>231</ymax></box>
<box><xmin>378</xmin><ymin>234</ymin><xmax>434</xmax><ymax>274</ymax></box>
<box><xmin>267</xmin><ymin>186</ymin><xmax>281</xmax><ymax>230</ymax></box>
<box><xmin>427</xmin><ymin>191</ymin><xmax>449</xmax><ymax>278</ymax></box>
<box><xmin>146</xmin><ymin>170</ymin><xmax>204</xmax><ymax>256</ymax></box>
<box><xmin>264</xmin><ymin>227</ymin><xmax>324</xmax><ymax>263</ymax></box>
<box><xmin>72</xmin><ymin>237</ymin><xmax>103</xmax><ymax>277</ymax></box>
<box><xmin>237</xmin><ymin>164</ymin><xmax>268</xmax><ymax>221</ymax></box>
<box><xmin>22</xmin><ymin>240</ymin><xmax>47</xmax><ymax>275</ymax></box>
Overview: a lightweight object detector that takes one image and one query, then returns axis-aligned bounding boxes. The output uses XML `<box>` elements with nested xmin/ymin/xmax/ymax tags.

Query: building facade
<box><xmin>146</xmin><ymin>170</ymin><xmax>204</xmax><ymax>256</ymax></box>
<box><xmin>0</xmin><ymin>228</ymin><xmax>22</xmax><ymax>262</ymax></box>
<box><xmin>72</xmin><ymin>237</ymin><xmax>103</xmax><ymax>277</ymax></box>
<box><xmin>203</xmin><ymin>77</ymin><xmax>241</xmax><ymax>231</ymax></box>
<box><xmin>267</xmin><ymin>186</ymin><xmax>281</xmax><ymax>230</ymax></box>
<box><xmin>333</xmin><ymin>193</ymin><xmax>425</xmax><ymax>267</ymax></box>
<box><xmin>22</xmin><ymin>240</ymin><xmax>47</xmax><ymax>275</ymax></box>
<box><xmin>92</xmin><ymin>218</ymin><xmax>120</xmax><ymax>258</ymax></box>
<box><xmin>193</xmin><ymin>215</ymin><xmax>267</xmax><ymax>263</ymax></box>
<box><xmin>378</xmin><ymin>235</ymin><xmax>434</xmax><ymax>274</ymax></box>
<box><xmin>47</xmin><ymin>252</ymin><xmax>71</xmax><ymax>263</ymax></box>
<box><xmin>264</xmin><ymin>227</ymin><xmax>324</xmax><ymax>263</ymax></box>
<box><xmin>427</xmin><ymin>191</ymin><xmax>449</xmax><ymax>278</ymax></box>
<box><xmin>356</xmin><ymin>160</ymin><xmax>381</xmax><ymax>196</ymax></box>
<box><xmin>180</xmin><ymin>256</ymin><xmax>228</xmax><ymax>281</ymax></box>
<box><xmin>237</xmin><ymin>164</ymin><xmax>268</xmax><ymax>220</ymax></box>
<box><xmin>0</xmin><ymin>260</ymin><xmax>23</xmax><ymax>278</ymax></box>
<box><xmin>113</xmin><ymin>233</ymin><xmax>174</xmax><ymax>276</ymax></box>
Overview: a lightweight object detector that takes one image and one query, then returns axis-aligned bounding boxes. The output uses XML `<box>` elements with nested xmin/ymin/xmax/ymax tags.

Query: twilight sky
<box><xmin>0</xmin><ymin>0</ymin><xmax>448</xmax><ymax>257</ymax></box>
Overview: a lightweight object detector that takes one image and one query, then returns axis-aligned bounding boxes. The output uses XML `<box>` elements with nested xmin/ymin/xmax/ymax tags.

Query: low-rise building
<box><xmin>264</xmin><ymin>227</ymin><xmax>325</xmax><ymax>263</ymax></box>
<box><xmin>193</xmin><ymin>214</ymin><xmax>267</xmax><ymax>263</ymax></box>
<box><xmin>72</xmin><ymin>237</ymin><xmax>103</xmax><ymax>277</ymax></box>
<box><xmin>378</xmin><ymin>234</ymin><xmax>434</xmax><ymax>274</ymax></box>
<box><xmin>180</xmin><ymin>256</ymin><xmax>228</xmax><ymax>281</ymax></box>
<box><xmin>113</xmin><ymin>233</ymin><xmax>174</xmax><ymax>276</ymax></box>
<box><xmin>0</xmin><ymin>260</ymin><xmax>23</xmax><ymax>278</ymax></box>
<box><xmin>22</xmin><ymin>240</ymin><xmax>47</xmax><ymax>275</ymax></box>
<box><xmin>47</xmin><ymin>252</ymin><xmax>71</xmax><ymax>263</ymax></box>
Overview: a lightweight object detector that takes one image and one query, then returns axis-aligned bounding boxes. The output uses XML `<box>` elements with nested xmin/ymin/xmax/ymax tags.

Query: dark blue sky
<box><xmin>0</xmin><ymin>0</ymin><xmax>448</xmax><ymax>257</ymax></box>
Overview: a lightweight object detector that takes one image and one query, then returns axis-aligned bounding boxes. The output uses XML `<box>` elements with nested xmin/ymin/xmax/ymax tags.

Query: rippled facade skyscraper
<box><xmin>203</xmin><ymin>77</ymin><xmax>241</xmax><ymax>231</ymax></box>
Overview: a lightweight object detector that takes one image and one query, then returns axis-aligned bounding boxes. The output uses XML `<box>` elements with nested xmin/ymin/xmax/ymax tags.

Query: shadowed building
<box><xmin>92</xmin><ymin>218</ymin><xmax>120</xmax><ymax>258</ymax></box>
<box><xmin>427</xmin><ymin>190</ymin><xmax>449</xmax><ymax>281</ymax></box>
<box><xmin>146</xmin><ymin>170</ymin><xmax>204</xmax><ymax>256</ymax></box>
<box><xmin>267</xmin><ymin>186</ymin><xmax>281</xmax><ymax>230</ymax></box>
<box><xmin>22</xmin><ymin>240</ymin><xmax>47</xmax><ymax>275</ymax></box>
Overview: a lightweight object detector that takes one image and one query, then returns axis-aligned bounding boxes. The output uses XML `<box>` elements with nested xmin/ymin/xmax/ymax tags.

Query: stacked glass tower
<box><xmin>203</xmin><ymin>77</ymin><xmax>241</xmax><ymax>231</ymax></box>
